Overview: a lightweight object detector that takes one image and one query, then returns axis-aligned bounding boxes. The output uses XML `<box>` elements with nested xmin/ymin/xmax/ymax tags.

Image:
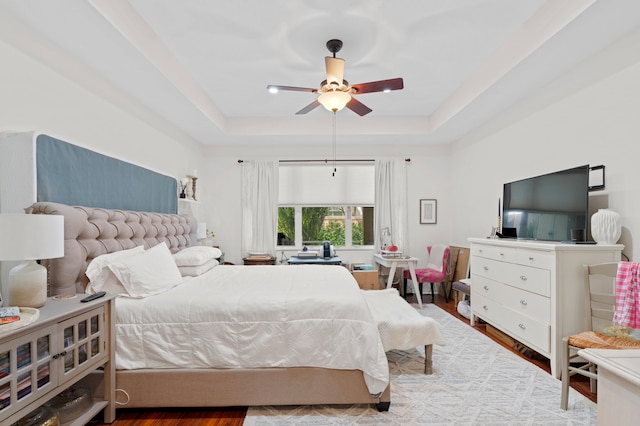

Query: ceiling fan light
<box><xmin>318</xmin><ymin>91</ymin><xmax>351</xmax><ymax>112</ymax></box>
<box><xmin>325</xmin><ymin>57</ymin><xmax>345</xmax><ymax>87</ymax></box>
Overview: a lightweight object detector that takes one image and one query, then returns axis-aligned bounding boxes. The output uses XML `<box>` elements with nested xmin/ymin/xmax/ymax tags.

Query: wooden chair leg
<box><xmin>560</xmin><ymin>337</ymin><xmax>570</xmax><ymax>410</ymax></box>
<box><xmin>402</xmin><ymin>277</ymin><xmax>407</xmax><ymax>299</ymax></box>
<box><xmin>430</xmin><ymin>283</ymin><xmax>435</xmax><ymax>302</ymax></box>
<box><xmin>424</xmin><ymin>344</ymin><xmax>433</xmax><ymax>374</ymax></box>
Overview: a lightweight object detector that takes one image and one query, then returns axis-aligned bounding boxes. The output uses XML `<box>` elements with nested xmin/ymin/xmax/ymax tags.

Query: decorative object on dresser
<box><xmin>590</xmin><ymin>208</ymin><xmax>621</xmax><ymax>244</ymax></box>
<box><xmin>0</xmin><ymin>214</ymin><xmax>64</xmax><ymax>308</ymax></box>
<box><xmin>419</xmin><ymin>199</ymin><xmax>437</xmax><ymax>224</ymax></box>
<box><xmin>468</xmin><ymin>237</ymin><xmax>623</xmax><ymax>378</ymax></box>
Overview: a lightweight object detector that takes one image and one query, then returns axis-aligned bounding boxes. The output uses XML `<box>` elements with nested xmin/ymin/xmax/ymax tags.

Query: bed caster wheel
<box><xmin>376</xmin><ymin>401</ymin><xmax>390</xmax><ymax>412</ymax></box>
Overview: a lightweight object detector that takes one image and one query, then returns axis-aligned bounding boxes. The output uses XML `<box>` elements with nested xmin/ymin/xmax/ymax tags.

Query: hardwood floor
<box><xmin>89</xmin><ymin>292</ymin><xmax>595</xmax><ymax>425</ymax></box>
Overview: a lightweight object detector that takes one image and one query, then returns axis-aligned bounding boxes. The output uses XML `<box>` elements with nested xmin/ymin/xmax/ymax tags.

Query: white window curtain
<box><xmin>241</xmin><ymin>160</ymin><xmax>279</xmax><ymax>257</ymax></box>
<box><xmin>374</xmin><ymin>159</ymin><xmax>408</xmax><ymax>253</ymax></box>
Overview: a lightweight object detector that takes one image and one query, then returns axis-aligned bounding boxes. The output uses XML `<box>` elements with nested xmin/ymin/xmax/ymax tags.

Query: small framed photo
<box><xmin>420</xmin><ymin>199</ymin><xmax>437</xmax><ymax>224</ymax></box>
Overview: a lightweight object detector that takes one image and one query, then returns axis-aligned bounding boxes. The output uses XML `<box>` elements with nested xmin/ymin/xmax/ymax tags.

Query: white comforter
<box><xmin>115</xmin><ymin>264</ymin><xmax>389</xmax><ymax>395</ymax></box>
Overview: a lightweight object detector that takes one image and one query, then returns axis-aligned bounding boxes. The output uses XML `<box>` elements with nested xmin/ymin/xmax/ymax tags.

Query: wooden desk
<box><xmin>578</xmin><ymin>348</ymin><xmax>640</xmax><ymax>425</ymax></box>
<box><xmin>372</xmin><ymin>253</ymin><xmax>422</xmax><ymax>307</ymax></box>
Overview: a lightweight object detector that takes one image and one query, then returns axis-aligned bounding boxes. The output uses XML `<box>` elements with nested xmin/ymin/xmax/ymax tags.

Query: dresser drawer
<box><xmin>472</xmin><ymin>244</ymin><xmax>517</xmax><ymax>263</ymax></box>
<box><xmin>517</xmin><ymin>249</ymin><xmax>554</xmax><ymax>270</ymax></box>
<box><xmin>500</xmin><ymin>308</ymin><xmax>551</xmax><ymax>354</ymax></box>
<box><xmin>510</xmin><ymin>264</ymin><xmax>551</xmax><ymax>297</ymax></box>
<box><xmin>472</xmin><ymin>256</ymin><xmax>550</xmax><ymax>297</ymax></box>
<box><xmin>472</xmin><ymin>293</ymin><xmax>550</xmax><ymax>353</ymax></box>
<box><xmin>473</xmin><ymin>275</ymin><xmax>550</xmax><ymax>323</ymax></box>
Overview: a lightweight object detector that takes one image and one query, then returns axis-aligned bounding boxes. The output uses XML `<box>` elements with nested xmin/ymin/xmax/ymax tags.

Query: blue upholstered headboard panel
<box><xmin>36</xmin><ymin>134</ymin><xmax>178</xmax><ymax>213</ymax></box>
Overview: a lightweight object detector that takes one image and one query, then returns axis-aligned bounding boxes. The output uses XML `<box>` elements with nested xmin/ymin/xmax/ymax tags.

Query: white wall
<box><xmin>0</xmin><ymin>39</ymin><xmax>204</xmax><ymax>185</ymax></box>
<box><xmin>449</xmin><ymin>31</ymin><xmax>640</xmax><ymax>261</ymax></box>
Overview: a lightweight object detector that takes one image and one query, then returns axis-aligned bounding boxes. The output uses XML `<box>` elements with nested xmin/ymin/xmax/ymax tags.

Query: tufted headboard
<box><xmin>28</xmin><ymin>202</ymin><xmax>197</xmax><ymax>296</ymax></box>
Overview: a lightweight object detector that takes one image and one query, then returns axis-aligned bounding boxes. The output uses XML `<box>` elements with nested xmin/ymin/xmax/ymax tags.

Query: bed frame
<box><xmin>29</xmin><ymin>202</ymin><xmax>391</xmax><ymax>415</ymax></box>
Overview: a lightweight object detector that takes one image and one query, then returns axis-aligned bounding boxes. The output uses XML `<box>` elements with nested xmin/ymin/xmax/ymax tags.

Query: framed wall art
<box><xmin>420</xmin><ymin>199</ymin><xmax>437</xmax><ymax>224</ymax></box>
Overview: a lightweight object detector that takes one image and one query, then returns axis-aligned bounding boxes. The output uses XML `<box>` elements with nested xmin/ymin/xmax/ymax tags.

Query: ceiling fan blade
<box><xmin>267</xmin><ymin>85</ymin><xmax>317</xmax><ymax>93</ymax></box>
<box><xmin>346</xmin><ymin>97</ymin><xmax>372</xmax><ymax>116</ymax></box>
<box><xmin>325</xmin><ymin>57</ymin><xmax>345</xmax><ymax>87</ymax></box>
<box><xmin>295</xmin><ymin>100</ymin><xmax>321</xmax><ymax>115</ymax></box>
<box><xmin>351</xmin><ymin>78</ymin><xmax>404</xmax><ymax>94</ymax></box>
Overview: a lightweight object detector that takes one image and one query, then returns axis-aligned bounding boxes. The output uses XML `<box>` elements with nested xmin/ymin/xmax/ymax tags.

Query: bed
<box><xmin>28</xmin><ymin>201</ymin><xmax>391</xmax><ymax>413</ymax></box>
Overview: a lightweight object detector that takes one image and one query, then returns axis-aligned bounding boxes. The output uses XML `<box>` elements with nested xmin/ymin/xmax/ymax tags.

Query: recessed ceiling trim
<box><xmin>429</xmin><ymin>0</ymin><xmax>597</xmax><ymax>131</ymax></box>
<box><xmin>89</xmin><ymin>0</ymin><xmax>226</xmax><ymax>132</ymax></box>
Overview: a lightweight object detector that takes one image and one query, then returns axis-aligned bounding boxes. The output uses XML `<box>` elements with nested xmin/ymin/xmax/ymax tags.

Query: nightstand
<box><xmin>0</xmin><ymin>294</ymin><xmax>116</xmax><ymax>425</ymax></box>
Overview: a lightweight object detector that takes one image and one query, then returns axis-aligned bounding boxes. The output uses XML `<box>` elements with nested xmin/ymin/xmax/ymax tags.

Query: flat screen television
<box><xmin>502</xmin><ymin>165</ymin><xmax>590</xmax><ymax>242</ymax></box>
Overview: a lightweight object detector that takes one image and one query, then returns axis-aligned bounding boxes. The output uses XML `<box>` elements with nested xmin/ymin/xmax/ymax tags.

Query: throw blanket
<box><xmin>614</xmin><ymin>261</ymin><xmax>640</xmax><ymax>328</ymax></box>
<box><xmin>364</xmin><ymin>288</ymin><xmax>445</xmax><ymax>351</ymax></box>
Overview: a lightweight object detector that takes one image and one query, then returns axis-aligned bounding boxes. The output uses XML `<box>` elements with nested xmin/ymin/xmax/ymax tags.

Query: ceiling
<box><xmin>2</xmin><ymin>0</ymin><xmax>640</xmax><ymax>146</ymax></box>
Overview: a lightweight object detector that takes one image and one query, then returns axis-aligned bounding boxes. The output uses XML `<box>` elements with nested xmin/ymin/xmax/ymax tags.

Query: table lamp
<box><xmin>0</xmin><ymin>214</ymin><xmax>64</xmax><ymax>308</ymax></box>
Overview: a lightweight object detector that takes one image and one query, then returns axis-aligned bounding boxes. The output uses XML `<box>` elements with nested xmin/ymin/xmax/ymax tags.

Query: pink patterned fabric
<box><xmin>614</xmin><ymin>261</ymin><xmax>640</xmax><ymax>328</ymax></box>
<box><xmin>403</xmin><ymin>246</ymin><xmax>450</xmax><ymax>283</ymax></box>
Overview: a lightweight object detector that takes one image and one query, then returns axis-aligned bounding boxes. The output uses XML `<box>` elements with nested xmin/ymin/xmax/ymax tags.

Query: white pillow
<box><xmin>173</xmin><ymin>246</ymin><xmax>222</xmax><ymax>266</ymax></box>
<box><xmin>108</xmin><ymin>242</ymin><xmax>183</xmax><ymax>298</ymax></box>
<box><xmin>85</xmin><ymin>246</ymin><xmax>145</xmax><ymax>294</ymax></box>
<box><xmin>178</xmin><ymin>258</ymin><xmax>219</xmax><ymax>277</ymax></box>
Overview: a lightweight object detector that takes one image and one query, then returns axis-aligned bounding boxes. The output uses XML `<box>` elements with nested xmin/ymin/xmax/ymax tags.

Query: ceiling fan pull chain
<box><xmin>332</xmin><ymin>112</ymin><xmax>337</xmax><ymax>177</ymax></box>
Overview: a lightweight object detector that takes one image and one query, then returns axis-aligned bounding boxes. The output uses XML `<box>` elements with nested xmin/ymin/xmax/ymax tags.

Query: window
<box><xmin>278</xmin><ymin>163</ymin><xmax>375</xmax><ymax>248</ymax></box>
<box><xmin>277</xmin><ymin>205</ymin><xmax>374</xmax><ymax>248</ymax></box>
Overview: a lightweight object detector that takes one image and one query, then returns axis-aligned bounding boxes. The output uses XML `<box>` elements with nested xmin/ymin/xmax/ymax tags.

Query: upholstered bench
<box><xmin>363</xmin><ymin>289</ymin><xmax>445</xmax><ymax>374</ymax></box>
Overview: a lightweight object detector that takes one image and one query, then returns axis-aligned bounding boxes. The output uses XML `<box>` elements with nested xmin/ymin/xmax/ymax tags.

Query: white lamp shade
<box><xmin>0</xmin><ymin>214</ymin><xmax>64</xmax><ymax>261</ymax></box>
<box><xmin>197</xmin><ymin>222</ymin><xmax>207</xmax><ymax>239</ymax></box>
<box><xmin>318</xmin><ymin>91</ymin><xmax>351</xmax><ymax>112</ymax></box>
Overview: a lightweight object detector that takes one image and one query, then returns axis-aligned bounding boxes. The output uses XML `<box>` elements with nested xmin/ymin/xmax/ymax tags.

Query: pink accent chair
<box><xmin>403</xmin><ymin>245</ymin><xmax>451</xmax><ymax>303</ymax></box>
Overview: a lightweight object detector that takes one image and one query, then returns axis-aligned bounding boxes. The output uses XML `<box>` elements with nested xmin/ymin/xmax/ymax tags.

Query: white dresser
<box><xmin>468</xmin><ymin>238</ymin><xmax>622</xmax><ymax>378</ymax></box>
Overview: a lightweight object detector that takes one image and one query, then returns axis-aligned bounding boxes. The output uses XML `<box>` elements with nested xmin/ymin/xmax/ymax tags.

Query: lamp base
<box><xmin>9</xmin><ymin>260</ymin><xmax>47</xmax><ymax>308</ymax></box>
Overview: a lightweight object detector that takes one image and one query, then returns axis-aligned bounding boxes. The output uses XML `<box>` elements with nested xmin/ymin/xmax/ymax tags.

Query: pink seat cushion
<box><xmin>404</xmin><ymin>268</ymin><xmax>446</xmax><ymax>283</ymax></box>
<box><xmin>403</xmin><ymin>246</ymin><xmax>450</xmax><ymax>283</ymax></box>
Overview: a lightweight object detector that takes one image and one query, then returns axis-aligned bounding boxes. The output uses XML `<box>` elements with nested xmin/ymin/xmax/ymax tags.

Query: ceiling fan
<box><xmin>267</xmin><ymin>39</ymin><xmax>404</xmax><ymax>116</ymax></box>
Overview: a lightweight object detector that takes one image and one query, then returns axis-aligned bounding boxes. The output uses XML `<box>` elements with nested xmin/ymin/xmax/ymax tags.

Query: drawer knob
<box><xmin>483</xmin><ymin>285</ymin><xmax>489</xmax><ymax>291</ymax></box>
<box><xmin>499</xmin><ymin>252</ymin><xmax>504</xmax><ymax>256</ymax></box>
<box><xmin>484</xmin><ymin>266</ymin><xmax>489</xmax><ymax>271</ymax></box>
<box><xmin>529</xmin><ymin>256</ymin><xmax>534</xmax><ymax>261</ymax></box>
<box><xmin>482</xmin><ymin>305</ymin><xmax>488</xmax><ymax>311</ymax></box>
<box><xmin>520</xmin><ymin>275</ymin><xmax>527</xmax><ymax>281</ymax></box>
<box><xmin>520</xmin><ymin>299</ymin><xmax>528</xmax><ymax>306</ymax></box>
<box><xmin>519</xmin><ymin>323</ymin><xmax>526</xmax><ymax>330</ymax></box>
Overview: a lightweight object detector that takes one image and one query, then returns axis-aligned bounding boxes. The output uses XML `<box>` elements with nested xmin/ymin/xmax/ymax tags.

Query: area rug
<box><xmin>244</xmin><ymin>304</ymin><xmax>596</xmax><ymax>425</ymax></box>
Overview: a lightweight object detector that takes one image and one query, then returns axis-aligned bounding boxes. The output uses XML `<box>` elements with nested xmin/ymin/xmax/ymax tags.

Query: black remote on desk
<box><xmin>80</xmin><ymin>291</ymin><xmax>106</xmax><ymax>303</ymax></box>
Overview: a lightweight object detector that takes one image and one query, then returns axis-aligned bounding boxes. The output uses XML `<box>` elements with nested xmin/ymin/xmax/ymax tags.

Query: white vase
<box><xmin>591</xmin><ymin>209</ymin><xmax>621</xmax><ymax>244</ymax></box>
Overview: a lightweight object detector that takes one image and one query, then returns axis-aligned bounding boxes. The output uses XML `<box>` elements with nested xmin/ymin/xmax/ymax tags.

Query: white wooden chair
<box><xmin>560</xmin><ymin>262</ymin><xmax>640</xmax><ymax>410</ymax></box>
